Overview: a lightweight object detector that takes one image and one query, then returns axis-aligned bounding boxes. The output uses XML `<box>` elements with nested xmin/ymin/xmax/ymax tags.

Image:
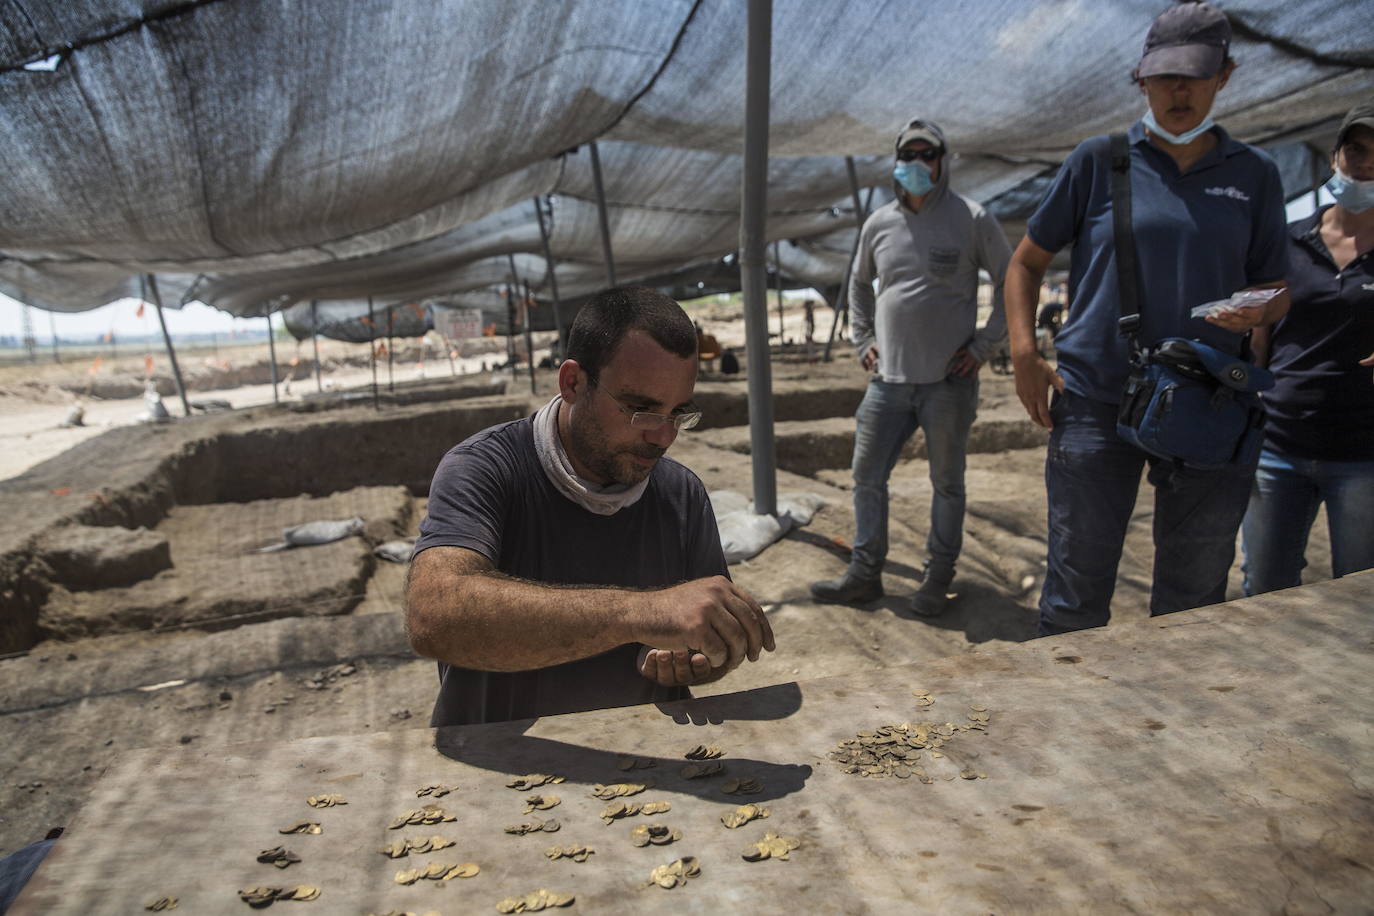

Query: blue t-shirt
<box><xmin>1027</xmin><ymin>121</ymin><xmax>1289</xmax><ymax>404</ymax></box>
<box><xmin>414</xmin><ymin>416</ymin><xmax>729</xmax><ymax>727</ymax></box>
<box><xmin>1261</xmin><ymin>207</ymin><xmax>1374</xmax><ymax>461</ymax></box>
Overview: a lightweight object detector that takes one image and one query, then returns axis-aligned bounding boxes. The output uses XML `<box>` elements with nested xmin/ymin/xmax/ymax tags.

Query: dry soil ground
<box><xmin>0</xmin><ymin>313</ymin><xmax>1335</xmax><ymax>860</ymax></box>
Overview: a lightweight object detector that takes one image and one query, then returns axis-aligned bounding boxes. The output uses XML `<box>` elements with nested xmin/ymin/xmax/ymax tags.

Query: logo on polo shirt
<box><xmin>1204</xmin><ymin>186</ymin><xmax>1250</xmax><ymax>201</ymax></box>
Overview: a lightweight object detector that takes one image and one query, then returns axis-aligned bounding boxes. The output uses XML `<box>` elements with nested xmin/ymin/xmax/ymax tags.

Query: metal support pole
<box><xmin>532</xmin><ymin>196</ymin><xmax>569</xmax><ymax>358</ymax></box>
<box><xmin>145</xmin><ymin>274</ymin><xmax>193</xmax><ymax>416</ymax></box>
<box><xmin>772</xmin><ymin>240</ymin><xmax>785</xmax><ymax>343</ymax></box>
<box><xmin>48</xmin><ymin>311</ymin><xmax>60</xmax><ymax>363</ymax></box>
<box><xmin>504</xmin><ymin>255</ymin><xmax>521</xmax><ymax>374</ymax></box>
<box><xmin>522</xmin><ymin>280</ymin><xmax>537</xmax><ymax>395</ymax></box>
<box><xmin>386</xmin><ymin>306</ymin><xmax>394</xmax><ymax>393</ymax></box>
<box><xmin>739</xmin><ymin>0</ymin><xmax>776</xmax><ymax>517</ymax></box>
<box><xmin>588</xmin><ymin>141</ymin><xmax>617</xmax><ymax>287</ymax></box>
<box><xmin>367</xmin><ymin>296</ymin><xmax>379</xmax><ymax>411</ymax></box>
<box><xmin>824</xmin><ymin>177</ymin><xmax>873</xmax><ymax>362</ymax></box>
<box><xmin>311</xmin><ymin>300</ymin><xmax>322</xmax><ymax>393</ymax></box>
<box><xmin>266</xmin><ymin>313</ymin><xmax>279</xmax><ymax>404</ymax></box>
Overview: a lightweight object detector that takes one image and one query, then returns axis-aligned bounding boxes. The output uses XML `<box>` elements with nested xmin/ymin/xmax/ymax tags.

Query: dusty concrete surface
<box><xmin>13</xmin><ymin>573</ymin><xmax>1373</xmax><ymax>915</ymax></box>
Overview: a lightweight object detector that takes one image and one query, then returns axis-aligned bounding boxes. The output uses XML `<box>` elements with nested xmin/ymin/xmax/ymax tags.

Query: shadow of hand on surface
<box><xmin>434</xmin><ymin>681</ymin><xmax>811</xmax><ymax>803</ymax></box>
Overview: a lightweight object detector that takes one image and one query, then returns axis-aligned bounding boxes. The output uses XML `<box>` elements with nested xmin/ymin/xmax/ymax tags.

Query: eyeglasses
<box><xmin>592</xmin><ymin>382</ymin><xmax>703</xmax><ymax>430</ymax></box>
<box><xmin>896</xmin><ymin>147</ymin><xmax>942</xmax><ymax>163</ymax></box>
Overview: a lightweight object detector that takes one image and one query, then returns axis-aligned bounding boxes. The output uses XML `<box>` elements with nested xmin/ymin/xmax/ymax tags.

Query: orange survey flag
<box><xmin>135</xmin><ymin>302</ymin><xmax>145</xmax><ymax>319</ymax></box>
<box><xmin>144</xmin><ymin>355</ymin><xmax>155</xmax><ymax>377</ymax></box>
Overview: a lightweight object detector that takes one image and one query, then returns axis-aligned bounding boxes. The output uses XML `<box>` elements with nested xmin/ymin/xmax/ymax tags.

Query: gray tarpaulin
<box><xmin>2</xmin><ymin>0</ymin><xmax>1371</xmax><ymax>317</ymax></box>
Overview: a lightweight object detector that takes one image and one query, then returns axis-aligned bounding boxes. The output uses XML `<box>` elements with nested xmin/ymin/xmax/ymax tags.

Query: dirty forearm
<box><xmin>404</xmin><ymin>549</ymin><xmax>638</xmax><ymax>672</ymax></box>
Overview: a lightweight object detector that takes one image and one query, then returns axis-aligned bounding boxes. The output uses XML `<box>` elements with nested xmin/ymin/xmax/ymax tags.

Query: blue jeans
<box><xmin>1240</xmin><ymin>446</ymin><xmax>1374</xmax><ymax>595</ymax></box>
<box><xmin>1038</xmin><ymin>391</ymin><xmax>1256</xmax><ymax>636</ymax></box>
<box><xmin>849</xmin><ymin>375</ymin><xmax>978</xmax><ymax>580</ymax></box>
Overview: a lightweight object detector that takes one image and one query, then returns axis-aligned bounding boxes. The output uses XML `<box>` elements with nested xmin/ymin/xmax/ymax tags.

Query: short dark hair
<box><xmin>567</xmin><ymin>286</ymin><xmax>697</xmax><ymax>385</ymax></box>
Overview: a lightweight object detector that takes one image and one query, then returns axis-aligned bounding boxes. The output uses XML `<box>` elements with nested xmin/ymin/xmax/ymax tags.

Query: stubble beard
<box><xmin>568</xmin><ymin>411</ymin><xmax>664</xmax><ymax>487</ymax></box>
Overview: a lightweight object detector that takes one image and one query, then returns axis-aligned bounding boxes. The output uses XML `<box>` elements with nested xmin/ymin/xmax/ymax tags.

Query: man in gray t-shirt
<box><xmin>407</xmin><ymin>287</ymin><xmax>774</xmax><ymax>727</ymax></box>
<box><xmin>811</xmin><ymin>118</ymin><xmax>1011</xmax><ymax>617</ymax></box>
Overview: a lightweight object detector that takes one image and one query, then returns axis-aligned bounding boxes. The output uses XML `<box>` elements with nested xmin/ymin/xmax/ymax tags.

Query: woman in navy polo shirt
<box><xmin>1242</xmin><ymin>102</ymin><xmax>1374</xmax><ymax>595</ymax></box>
<box><xmin>1002</xmin><ymin>3</ymin><xmax>1290</xmax><ymax>635</ymax></box>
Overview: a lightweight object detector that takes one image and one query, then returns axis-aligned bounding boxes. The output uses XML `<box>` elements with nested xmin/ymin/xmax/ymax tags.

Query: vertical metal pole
<box><xmin>48</xmin><ymin>311</ymin><xmax>60</xmax><ymax>363</ymax></box>
<box><xmin>772</xmin><ymin>241</ymin><xmax>785</xmax><ymax>342</ymax></box>
<box><xmin>505</xmin><ymin>254</ymin><xmax>522</xmax><ymax>377</ymax></box>
<box><xmin>740</xmin><ymin>0</ymin><xmax>776</xmax><ymax>517</ymax></box>
<box><xmin>145</xmin><ymin>274</ymin><xmax>193</xmax><ymax>416</ymax></box>
<box><xmin>386</xmin><ymin>306</ymin><xmax>395</xmax><ymax>393</ymax></box>
<box><xmin>532</xmin><ymin>196</ymin><xmax>569</xmax><ymax>358</ymax></box>
<box><xmin>824</xmin><ymin>177</ymin><xmax>873</xmax><ymax>361</ymax></box>
<box><xmin>266</xmin><ymin>313</ymin><xmax>279</xmax><ymax>404</ymax></box>
<box><xmin>522</xmin><ymin>280</ymin><xmax>537</xmax><ymax>395</ymax></box>
<box><xmin>21</xmin><ymin>306</ymin><xmax>35</xmax><ymax>362</ymax></box>
<box><xmin>588</xmin><ymin>142</ymin><xmax>617</xmax><ymax>287</ymax></box>
<box><xmin>368</xmin><ymin>296</ymin><xmax>379</xmax><ymax>410</ymax></box>
<box><xmin>311</xmin><ymin>300</ymin><xmax>322</xmax><ymax>393</ymax></box>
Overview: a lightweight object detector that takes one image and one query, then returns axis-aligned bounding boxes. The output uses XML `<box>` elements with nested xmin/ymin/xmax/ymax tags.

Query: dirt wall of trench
<box><xmin>0</xmin><ymin>396</ymin><xmax>531</xmax><ymax>654</ymax></box>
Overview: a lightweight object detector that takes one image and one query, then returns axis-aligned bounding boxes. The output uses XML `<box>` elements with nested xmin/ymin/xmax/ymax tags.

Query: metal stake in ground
<box><xmin>144</xmin><ymin>274</ymin><xmax>193</xmax><ymax>416</ymax></box>
<box><xmin>739</xmin><ymin>0</ymin><xmax>777</xmax><ymax>517</ymax></box>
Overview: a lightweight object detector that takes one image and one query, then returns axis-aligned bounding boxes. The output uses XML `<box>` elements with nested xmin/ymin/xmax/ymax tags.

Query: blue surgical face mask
<box><xmin>1142</xmin><ymin>107</ymin><xmax>1216</xmax><ymax>145</ymax></box>
<box><xmin>1325</xmin><ymin>167</ymin><xmax>1374</xmax><ymax>214</ymax></box>
<box><xmin>893</xmin><ymin>161</ymin><xmax>934</xmax><ymax>196</ymax></box>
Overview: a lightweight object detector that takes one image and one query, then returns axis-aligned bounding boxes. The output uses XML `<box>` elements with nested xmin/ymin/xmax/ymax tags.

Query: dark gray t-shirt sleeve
<box><xmin>414</xmin><ymin>427</ymin><xmax>512</xmax><ymax>562</ymax></box>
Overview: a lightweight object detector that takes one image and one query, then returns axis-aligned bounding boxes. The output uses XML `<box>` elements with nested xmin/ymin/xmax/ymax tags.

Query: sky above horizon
<box><xmin>1</xmin><ymin>190</ymin><xmax>1331</xmax><ymax>342</ymax></box>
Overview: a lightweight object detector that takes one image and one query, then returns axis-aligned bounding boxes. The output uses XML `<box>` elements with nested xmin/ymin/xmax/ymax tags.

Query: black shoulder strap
<box><xmin>1109</xmin><ymin>133</ymin><xmax>1141</xmax><ymax>345</ymax></box>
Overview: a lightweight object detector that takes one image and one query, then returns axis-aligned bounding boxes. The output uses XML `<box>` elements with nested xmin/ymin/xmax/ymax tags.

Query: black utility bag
<box><xmin>1105</xmin><ymin>133</ymin><xmax>1273</xmax><ymax>470</ymax></box>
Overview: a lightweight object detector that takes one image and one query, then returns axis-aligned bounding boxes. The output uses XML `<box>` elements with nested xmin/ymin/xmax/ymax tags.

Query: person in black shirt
<box><xmin>406</xmin><ymin>286</ymin><xmax>774</xmax><ymax>726</ymax></box>
<box><xmin>1241</xmin><ymin>102</ymin><xmax>1374</xmax><ymax>594</ymax></box>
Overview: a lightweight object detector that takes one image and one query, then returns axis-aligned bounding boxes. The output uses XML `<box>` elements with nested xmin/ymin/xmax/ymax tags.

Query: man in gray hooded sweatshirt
<box><xmin>811</xmin><ymin>119</ymin><xmax>1011</xmax><ymax>616</ymax></box>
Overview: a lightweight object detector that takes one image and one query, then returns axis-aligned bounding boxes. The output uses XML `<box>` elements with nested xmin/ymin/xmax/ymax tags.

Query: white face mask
<box><xmin>1142</xmin><ymin>108</ymin><xmax>1216</xmax><ymax>145</ymax></box>
<box><xmin>1325</xmin><ymin>167</ymin><xmax>1374</xmax><ymax>214</ymax></box>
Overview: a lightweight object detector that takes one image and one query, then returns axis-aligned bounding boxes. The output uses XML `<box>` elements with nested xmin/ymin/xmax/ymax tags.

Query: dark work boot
<box><xmin>809</xmin><ymin>570</ymin><xmax>883</xmax><ymax>605</ymax></box>
<box><xmin>909</xmin><ymin>563</ymin><xmax>954</xmax><ymax>618</ymax></box>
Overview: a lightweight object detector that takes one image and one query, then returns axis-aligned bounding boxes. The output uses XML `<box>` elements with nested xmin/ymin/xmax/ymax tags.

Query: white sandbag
<box><xmin>712</xmin><ymin>490</ymin><xmax>827</xmax><ymax>564</ymax></box>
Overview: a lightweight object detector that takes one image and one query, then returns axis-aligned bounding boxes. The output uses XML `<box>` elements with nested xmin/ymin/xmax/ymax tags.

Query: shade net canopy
<box><xmin>2</xmin><ymin>0</ymin><xmax>1370</xmax><ymax>323</ymax></box>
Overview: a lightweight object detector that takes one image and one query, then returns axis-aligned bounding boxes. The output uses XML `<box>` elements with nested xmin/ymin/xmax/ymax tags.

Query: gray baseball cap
<box><xmin>1137</xmin><ymin>2</ymin><xmax>1231</xmax><ymax>79</ymax></box>
<box><xmin>1335</xmin><ymin>100</ymin><xmax>1374</xmax><ymax>148</ymax></box>
<box><xmin>895</xmin><ymin>119</ymin><xmax>946</xmax><ymax>153</ymax></box>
